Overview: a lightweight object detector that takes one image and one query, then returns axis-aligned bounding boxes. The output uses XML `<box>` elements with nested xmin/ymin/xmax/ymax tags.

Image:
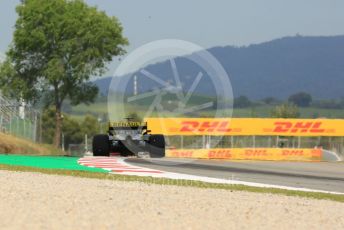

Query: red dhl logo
<box><xmin>273</xmin><ymin>122</ymin><xmax>325</xmax><ymax>133</ymax></box>
<box><xmin>179</xmin><ymin>121</ymin><xmax>231</xmax><ymax>133</ymax></box>
<box><xmin>244</xmin><ymin>149</ymin><xmax>268</xmax><ymax>156</ymax></box>
<box><xmin>207</xmin><ymin>149</ymin><xmax>232</xmax><ymax>158</ymax></box>
<box><xmin>281</xmin><ymin>150</ymin><xmax>305</xmax><ymax>156</ymax></box>
<box><xmin>169</xmin><ymin>150</ymin><xmax>193</xmax><ymax>158</ymax></box>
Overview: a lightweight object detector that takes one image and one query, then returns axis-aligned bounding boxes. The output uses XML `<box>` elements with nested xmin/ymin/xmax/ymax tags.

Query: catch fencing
<box><xmin>0</xmin><ymin>93</ymin><xmax>41</xmax><ymax>142</ymax></box>
<box><xmin>166</xmin><ymin>135</ymin><xmax>344</xmax><ymax>155</ymax></box>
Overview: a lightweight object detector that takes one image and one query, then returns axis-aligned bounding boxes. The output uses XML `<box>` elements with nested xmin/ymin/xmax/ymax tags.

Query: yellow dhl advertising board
<box><xmin>166</xmin><ymin>148</ymin><xmax>322</xmax><ymax>161</ymax></box>
<box><xmin>146</xmin><ymin>118</ymin><xmax>344</xmax><ymax>136</ymax></box>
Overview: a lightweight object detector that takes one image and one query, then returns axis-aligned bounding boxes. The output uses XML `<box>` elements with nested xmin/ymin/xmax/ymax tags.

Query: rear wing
<box><xmin>109</xmin><ymin>121</ymin><xmax>148</xmax><ymax>130</ymax></box>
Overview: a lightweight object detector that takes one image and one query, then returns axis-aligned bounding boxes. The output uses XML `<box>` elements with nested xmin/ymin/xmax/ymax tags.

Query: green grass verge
<box><xmin>1</xmin><ymin>163</ymin><xmax>343</xmax><ymax>203</ymax></box>
<box><xmin>0</xmin><ymin>155</ymin><xmax>107</xmax><ymax>172</ymax></box>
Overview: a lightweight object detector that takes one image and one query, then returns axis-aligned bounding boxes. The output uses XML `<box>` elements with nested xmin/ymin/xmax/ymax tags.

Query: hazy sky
<box><xmin>1</xmin><ymin>0</ymin><xmax>343</xmax><ymax>74</ymax></box>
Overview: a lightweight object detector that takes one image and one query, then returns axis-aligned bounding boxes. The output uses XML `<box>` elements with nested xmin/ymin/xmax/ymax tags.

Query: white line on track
<box><xmin>78</xmin><ymin>156</ymin><xmax>344</xmax><ymax>195</ymax></box>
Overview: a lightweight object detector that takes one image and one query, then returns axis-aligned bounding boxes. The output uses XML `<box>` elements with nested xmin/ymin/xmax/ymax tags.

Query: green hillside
<box><xmin>66</xmin><ymin>101</ymin><xmax>344</xmax><ymax>121</ymax></box>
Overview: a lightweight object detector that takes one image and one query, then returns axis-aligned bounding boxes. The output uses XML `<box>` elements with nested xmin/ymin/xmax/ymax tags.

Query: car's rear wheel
<box><xmin>148</xmin><ymin>134</ymin><xmax>165</xmax><ymax>158</ymax></box>
<box><xmin>92</xmin><ymin>134</ymin><xmax>110</xmax><ymax>156</ymax></box>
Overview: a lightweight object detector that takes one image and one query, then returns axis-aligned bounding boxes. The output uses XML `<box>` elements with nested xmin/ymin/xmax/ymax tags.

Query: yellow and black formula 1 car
<box><xmin>92</xmin><ymin>119</ymin><xmax>165</xmax><ymax>158</ymax></box>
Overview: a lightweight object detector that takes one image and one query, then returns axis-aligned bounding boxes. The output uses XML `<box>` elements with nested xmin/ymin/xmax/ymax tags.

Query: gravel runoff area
<box><xmin>0</xmin><ymin>170</ymin><xmax>344</xmax><ymax>230</ymax></box>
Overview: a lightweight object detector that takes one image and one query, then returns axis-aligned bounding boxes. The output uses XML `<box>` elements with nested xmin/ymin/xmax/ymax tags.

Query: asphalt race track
<box><xmin>126</xmin><ymin>158</ymin><xmax>344</xmax><ymax>193</ymax></box>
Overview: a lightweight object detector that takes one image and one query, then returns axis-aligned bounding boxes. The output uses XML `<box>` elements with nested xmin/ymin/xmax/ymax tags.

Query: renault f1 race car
<box><xmin>92</xmin><ymin>120</ymin><xmax>165</xmax><ymax>158</ymax></box>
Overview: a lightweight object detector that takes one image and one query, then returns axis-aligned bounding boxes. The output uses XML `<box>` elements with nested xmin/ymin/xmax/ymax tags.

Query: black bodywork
<box><xmin>92</xmin><ymin>121</ymin><xmax>165</xmax><ymax>158</ymax></box>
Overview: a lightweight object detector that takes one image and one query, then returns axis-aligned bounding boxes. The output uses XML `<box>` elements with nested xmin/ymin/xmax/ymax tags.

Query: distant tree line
<box><xmin>234</xmin><ymin>91</ymin><xmax>344</xmax><ymax>109</ymax></box>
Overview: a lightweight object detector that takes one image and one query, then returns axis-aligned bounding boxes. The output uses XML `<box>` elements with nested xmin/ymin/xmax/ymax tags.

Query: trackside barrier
<box><xmin>166</xmin><ymin>148</ymin><xmax>323</xmax><ymax>161</ymax></box>
<box><xmin>146</xmin><ymin>118</ymin><xmax>344</xmax><ymax>136</ymax></box>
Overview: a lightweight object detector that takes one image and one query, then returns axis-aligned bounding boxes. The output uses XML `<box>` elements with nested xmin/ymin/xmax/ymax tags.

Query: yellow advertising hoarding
<box><xmin>146</xmin><ymin>118</ymin><xmax>344</xmax><ymax>136</ymax></box>
<box><xmin>166</xmin><ymin>148</ymin><xmax>322</xmax><ymax>161</ymax></box>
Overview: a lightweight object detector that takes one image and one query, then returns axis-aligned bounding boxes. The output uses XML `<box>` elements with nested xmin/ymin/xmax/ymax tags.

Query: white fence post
<box><xmin>85</xmin><ymin>134</ymin><xmax>88</xmax><ymax>152</ymax></box>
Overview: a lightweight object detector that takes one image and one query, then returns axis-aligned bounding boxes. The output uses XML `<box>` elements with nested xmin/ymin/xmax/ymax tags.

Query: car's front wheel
<box><xmin>148</xmin><ymin>134</ymin><xmax>165</xmax><ymax>158</ymax></box>
<box><xmin>92</xmin><ymin>134</ymin><xmax>110</xmax><ymax>156</ymax></box>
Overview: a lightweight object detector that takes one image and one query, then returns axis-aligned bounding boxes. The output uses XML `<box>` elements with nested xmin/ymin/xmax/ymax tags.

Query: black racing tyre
<box><xmin>148</xmin><ymin>134</ymin><xmax>165</xmax><ymax>158</ymax></box>
<box><xmin>92</xmin><ymin>134</ymin><xmax>110</xmax><ymax>156</ymax></box>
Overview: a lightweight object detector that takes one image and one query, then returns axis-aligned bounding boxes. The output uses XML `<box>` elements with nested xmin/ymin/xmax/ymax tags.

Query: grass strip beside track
<box><xmin>0</xmin><ymin>163</ymin><xmax>344</xmax><ymax>203</ymax></box>
<box><xmin>0</xmin><ymin>154</ymin><xmax>107</xmax><ymax>173</ymax></box>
